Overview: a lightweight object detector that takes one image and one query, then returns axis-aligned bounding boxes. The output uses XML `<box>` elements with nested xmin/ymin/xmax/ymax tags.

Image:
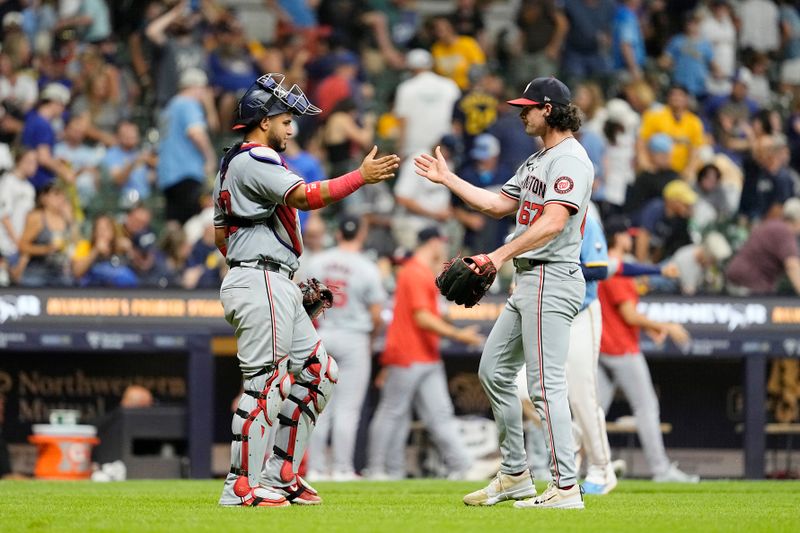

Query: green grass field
<box><xmin>0</xmin><ymin>479</ymin><xmax>798</xmax><ymax>533</ymax></box>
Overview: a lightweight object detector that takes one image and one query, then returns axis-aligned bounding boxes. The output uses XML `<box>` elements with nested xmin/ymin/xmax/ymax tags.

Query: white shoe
<box><xmin>305</xmin><ymin>469</ymin><xmax>331</xmax><ymax>482</ymax></box>
<box><xmin>582</xmin><ymin>465</ymin><xmax>617</xmax><ymax>495</ymax></box>
<box><xmin>514</xmin><ymin>482</ymin><xmax>584</xmax><ymax>509</ymax></box>
<box><xmin>611</xmin><ymin>459</ymin><xmax>627</xmax><ymax>479</ymax></box>
<box><xmin>463</xmin><ymin>471</ymin><xmax>536</xmax><ymax>506</ymax></box>
<box><xmin>652</xmin><ymin>463</ymin><xmax>699</xmax><ymax>483</ymax></box>
<box><xmin>364</xmin><ymin>469</ymin><xmax>396</xmax><ymax>481</ymax></box>
<box><xmin>330</xmin><ymin>470</ymin><xmax>361</xmax><ymax>482</ymax></box>
<box><xmin>450</xmin><ymin>457</ymin><xmax>502</xmax><ymax>481</ymax></box>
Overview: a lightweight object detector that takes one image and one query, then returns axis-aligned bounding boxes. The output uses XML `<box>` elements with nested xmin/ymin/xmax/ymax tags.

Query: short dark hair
<box><xmin>545</xmin><ymin>103</ymin><xmax>582</xmax><ymax>132</ymax></box>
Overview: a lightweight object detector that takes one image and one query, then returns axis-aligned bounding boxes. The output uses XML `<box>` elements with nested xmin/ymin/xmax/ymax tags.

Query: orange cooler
<box><xmin>28</xmin><ymin>425</ymin><xmax>100</xmax><ymax>480</ymax></box>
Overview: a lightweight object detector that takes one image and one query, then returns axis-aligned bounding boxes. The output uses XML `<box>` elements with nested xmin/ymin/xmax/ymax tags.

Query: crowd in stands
<box><xmin>0</xmin><ymin>0</ymin><xmax>798</xmax><ymax>298</ymax></box>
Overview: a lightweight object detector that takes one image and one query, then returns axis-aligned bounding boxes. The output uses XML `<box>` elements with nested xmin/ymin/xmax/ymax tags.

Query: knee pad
<box><xmin>230</xmin><ymin>357</ymin><xmax>291</xmax><ymax>496</ymax></box>
<box><xmin>298</xmin><ymin>350</ymin><xmax>338</xmax><ymax>413</ymax></box>
<box><xmin>258</xmin><ymin>357</ymin><xmax>292</xmax><ymax>426</ymax></box>
<box><xmin>272</xmin><ymin>344</ymin><xmax>338</xmax><ymax>482</ymax></box>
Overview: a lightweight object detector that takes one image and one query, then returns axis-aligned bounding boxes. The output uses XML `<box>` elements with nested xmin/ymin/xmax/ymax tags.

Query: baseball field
<box><xmin>0</xmin><ymin>479</ymin><xmax>797</xmax><ymax>533</ymax></box>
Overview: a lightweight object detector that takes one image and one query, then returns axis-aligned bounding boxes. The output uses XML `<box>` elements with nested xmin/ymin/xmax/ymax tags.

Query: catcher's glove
<box><xmin>299</xmin><ymin>278</ymin><xmax>334</xmax><ymax>320</ymax></box>
<box><xmin>435</xmin><ymin>254</ymin><xmax>497</xmax><ymax>308</ymax></box>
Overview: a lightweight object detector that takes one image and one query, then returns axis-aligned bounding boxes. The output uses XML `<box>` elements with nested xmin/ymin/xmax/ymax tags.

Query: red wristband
<box><xmin>305</xmin><ymin>181</ymin><xmax>325</xmax><ymax>209</ymax></box>
<box><xmin>304</xmin><ymin>170</ymin><xmax>365</xmax><ymax>209</ymax></box>
<box><xmin>328</xmin><ymin>169</ymin><xmax>365</xmax><ymax>202</ymax></box>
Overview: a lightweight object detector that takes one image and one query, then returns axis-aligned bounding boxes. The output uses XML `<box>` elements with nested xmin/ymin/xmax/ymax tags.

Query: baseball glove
<box><xmin>435</xmin><ymin>254</ymin><xmax>497</xmax><ymax>308</ymax></box>
<box><xmin>299</xmin><ymin>278</ymin><xmax>334</xmax><ymax>320</ymax></box>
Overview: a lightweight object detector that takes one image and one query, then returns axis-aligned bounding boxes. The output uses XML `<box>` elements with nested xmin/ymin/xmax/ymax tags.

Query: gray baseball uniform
<box><xmin>305</xmin><ymin>248</ymin><xmax>386</xmax><ymax>476</ymax></box>
<box><xmin>480</xmin><ymin>137</ymin><xmax>592</xmax><ymax>487</ymax></box>
<box><xmin>215</xmin><ymin>143</ymin><xmax>338</xmax><ymax>505</ymax></box>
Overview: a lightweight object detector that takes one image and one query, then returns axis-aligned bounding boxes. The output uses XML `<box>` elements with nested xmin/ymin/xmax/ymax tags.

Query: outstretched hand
<box><xmin>359</xmin><ymin>146</ymin><xmax>400</xmax><ymax>184</ymax></box>
<box><xmin>414</xmin><ymin>146</ymin><xmax>453</xmax><ymax>185</ymax></box>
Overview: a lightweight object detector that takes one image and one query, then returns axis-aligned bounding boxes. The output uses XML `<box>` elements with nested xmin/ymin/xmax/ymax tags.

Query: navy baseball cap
<box><xmin>508</xmin><ymin>77</ymin><xmax>571</xmax><ymax>107</ymax></box>
<box><xmin>338</xmin><ymin>214</ymin><xmax>361</xmax><ymax>240</ymax></box>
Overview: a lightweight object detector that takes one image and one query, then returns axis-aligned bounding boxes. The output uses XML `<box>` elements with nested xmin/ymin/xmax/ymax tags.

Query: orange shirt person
<box><xmin>366</xmin><ymin>226</ymin><xmax>483</xmax><ymax>479</ymax></box>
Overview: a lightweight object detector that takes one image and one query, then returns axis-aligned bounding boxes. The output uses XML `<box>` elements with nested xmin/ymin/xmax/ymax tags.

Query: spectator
<box><xmin>321</xmin><ymin>98</ymin><xmax>375</xmax><ymax>178</ymax></box>
<box><xmin>692</xmin><ymin>162</ymin><xmax>738</xmax><ymax>231</ymax></box>
<box><xmin>640</xmin><ymin>0</ymin><xmax>672</xmax><ymax>59</ymax></box>
<box><xmin>145</xmin><ymin>0</ymin><xmax>208</xmax><ymax>109</ymax></box>
<box><xmin>660</xmin><ymin>12</ymin><xmax>716</xmax><ymax>99</ymax></box>
<box><xmin>21</xmin><ymin>82</ymin><xmax>73</xmax><ymax>190</ymax></box>
<box><xmin>71</xmin><ymin>213</ymin><xmax>138</xmax><ymax>287</ymax></box>
<box><xmin>487</xmin><ymin>98</ymin><xmax>538</xmax><ymax>172</ymax></box>
<box><xmin>573</xmin><ymin>81</ymin><xmax>607</xmax><ymax>135</ymax></box>
<box><xmin>156</xmin><ymin>67</ymin><xmax>216</xmax><ymax>224</ymax></box>
<box><xmin>635</xmin><ymin>179</ymin><xmax>697</xmax><ymax>263</ymax></box>
<box><xmin>121</xmin><ymin>203</ymin><xmax>159</xmax><ymax>283</ymax></box>
<box><xmin>670</xmin><ymin>231</ymin><xmax>732</xmax><ymax>295</ymax></box>
<box><xmin>13</xmin><ymin>182</ymin><xmax>74</xmax><ymax>287</ymax></box>
<box><xmin>737</xmin><ymin>0</ymin><xmax>781</xmax><ymax>55</ymax></box>
<box><xmin>700</xmin><ymin>0</ymin><xmax>737</xmax><ymax>96</ymax></box>
<box><xmin>452</xmin><ymin>133</ymin><xmax>513</xmax><ymax>253</ymax></box>
<box><xmin>392</xmin><ymin>49</ymin><xmax>460</xmax><ymax>248</ymax></box>
<box><xmin>638</xmin><ymin>85</ymin><xmax>705</xmax><ymax>178</ymax></box>
<box><xmin>394</xmin><ymin>49</ymin><xmax>461</xmax><ymax>161</ymax></box>
<box><xmin>612</xmin><ymin>0</ymin><xmax>646</xmax><ymax>80</ymax></box>
<box><xmin>727</xmin><ymin>198</ymin><xmax>800</xmax><ymax>295</ymax></box>
<box><xmin>0</xmin><ymin>149</ymin><xmax>36</xmax><ymax>261</ymax></box>
<box><xmin>743</xmin><ymin>52</ymin><xmax>775</xmax><ymax>108</ymax></box>
<box><xmin>100</xmin><ymin>120</ymin><xmax>156</xmax><ymax>207</ymax></box>
<box><xmin>127</xmin><ymin>1</ymin><xmax>167</xmax><ymax>107</ymax></box>
<box><xmin>152</xmin><ymin>221</ymin><xmax>190</xmax><ymax>288</ymax></box>
<box><xmin>53</xmin><ymin>113</ymin><xmax>105</xmax><ymax>209</ymax></box>
<box><xmin>738</xmin><ymin>133</ymin><xmax>796</xmax><ymax>223</ymax></box>
<box><xmin>595</xmin><ymin>99</ymin><xmax>638</xmax><ymax>216</ymax></box>
<box><xmin>561</xmin><ymin>0</ymin><xmax>615</xmax><ymax>85</ymax></box>
<box><xmin>182</xmin><ymin>222</ymin><xmax>224</xmax><ymax>289</ymax></box>
<box><xmin>626</xmin><ymin>134</ymin><xmax>681</xmax><ymax>219</ymax></box>
<box><xmin>208</xmin><ymin>17</ymin><xmax>258</xmax><ymax>129</ymax></box>
<box><xmin>430</xmin><ymin>15</ymin><xmax>485</xmax><ymax>91</ymax></box>
<box><xmin>366</xmin><ymin>226</ymin><xmax>484</xmax><ymax>480</ymax></box>
<box><xmin>449</xmin><ymin>0</ymin><xmax>487</xmax><ymax>46</ymax></box>
<box><xmin>53</xmin><ymin>0</ymin><xmax>111</xmax><ymax>44</ymax></box>
<box><xmin>0</xmin><ymin>51</ymin><xmax>37</xmax><ymax>115</ymax></box>
<box><xmin>284</xmin><ymin>120</ymin><xmax>326</xmax><ymax>230</ymax></box>
<box><xmin>314</xmin><ymin>50</ymin><xmax>361</xmax><ymax>121</ymax></box>
<box><xmin>499</xmin><ymin>0</ymin><xmax>568</xmax><ymax>89</ymax></box>
<box><xmin>707</xmin><ymin>70</ymin><xmax>760</xmax><ymax>164</ymax></box>
<box><xmin>452</xmin><ymin>66</ymin><xmax>502</xmax><ymax>163</ymax></box>
<box><xmin>70</xmin><ymin>51</ymin><xmax>122</xmax><ymax>146</ymax></box>
<box><xmin>598</xmin><ymin>217</ymin><xmax>698</xmax><ymax>483</ymax></box>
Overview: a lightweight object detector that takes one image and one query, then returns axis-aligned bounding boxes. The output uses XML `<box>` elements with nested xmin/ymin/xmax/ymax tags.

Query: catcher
<box><xmin>214</xmin><ymin>73</ymin><xmax>398</xmax><ymax>507</ymax></box>
<box><xmin>415</xmin><ymin>77</ymin><xmax>592</xmax><ymax>509</ymax></box>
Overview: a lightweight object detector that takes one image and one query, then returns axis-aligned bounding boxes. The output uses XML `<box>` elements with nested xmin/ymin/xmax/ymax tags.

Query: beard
<box><xmin>267</xmin><ymin>131</ymin><xmax>287</xmax><ymax>152</ymax></box>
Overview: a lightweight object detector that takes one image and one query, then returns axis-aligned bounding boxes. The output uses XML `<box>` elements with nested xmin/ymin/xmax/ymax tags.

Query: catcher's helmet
<box><xmin>232</xmin><ymin>73</ymin><xmax>321</xmax><ymax>131</ymax></box>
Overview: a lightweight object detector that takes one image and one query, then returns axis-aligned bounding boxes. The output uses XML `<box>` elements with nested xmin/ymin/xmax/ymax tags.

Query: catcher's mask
<box><xmin>232</xmin><ymin>73</ymin><xmax>321</xmax><ymax>131</ymax></box>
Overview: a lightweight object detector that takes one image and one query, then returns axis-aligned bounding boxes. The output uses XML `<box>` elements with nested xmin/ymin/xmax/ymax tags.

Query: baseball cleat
<box><xmin>652</xmin><ymin>463</ymin><xmax>699</xmax><ymax>483</ymax></box>
<box><xmin>269</xmin><ymin>475</ymin><xmax>323</xmax><ymax>505</ymax></box>
<box><xmin>463</xmin><ymin>471</ymin><xmax>537</xmax><ymax>506</ymax></box>
<box><xmin>230</xmin><ymin>487</ymin><xmax>290</xmax><ymax>507</ymax></box>
<box><xmin>514</xmin><ymin>482</ymin><xmax>585</xmax><ymax>509</ymax></box>
<box><xmin>582</xmin><ymin>465</ymin><xmax>617</xmax><ymax>495</ymax></box>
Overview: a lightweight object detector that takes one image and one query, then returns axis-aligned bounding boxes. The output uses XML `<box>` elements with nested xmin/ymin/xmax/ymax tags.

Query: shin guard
<box><xmin>230</xmin><ymin>356</ymin><xmax>291</xmax><ymax>497</ymax></box>
<box><xmin>270</xmin><ymin>344</ymin><xmax>338</xmax><ymax>484</ymax></box>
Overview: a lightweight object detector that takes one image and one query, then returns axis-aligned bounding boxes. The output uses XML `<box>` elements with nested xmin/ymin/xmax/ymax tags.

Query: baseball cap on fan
<box><xmin>507</xmin><ymin>77</ymin><xmax>571</xmax><ymax>107</ymax></box>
